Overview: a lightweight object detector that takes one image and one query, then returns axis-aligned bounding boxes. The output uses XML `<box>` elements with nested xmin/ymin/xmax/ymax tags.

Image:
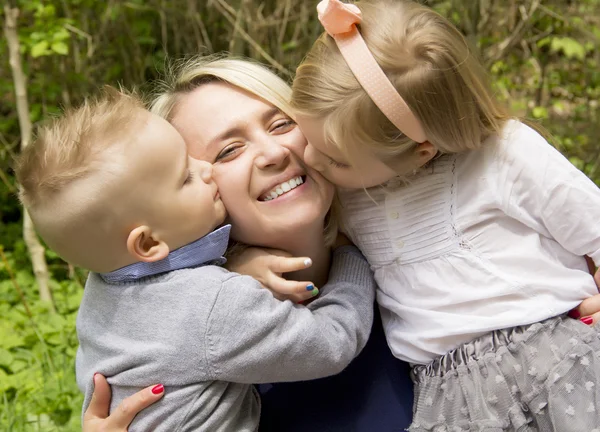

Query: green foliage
<box><xmin>0</xmin><ymin>249</ymin><xmax>85</xmax><ymax>431</ymax></box>
<box><xmin>0</xmin><ymin>0</ymin><xmax>598</xmax><ymax>429</ymax></box>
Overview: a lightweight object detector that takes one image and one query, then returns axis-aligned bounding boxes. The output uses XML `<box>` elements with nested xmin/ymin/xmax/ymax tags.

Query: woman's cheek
<box><xmin>281</xmin><ymin>128</ymin><xmax>308</xmax><ymax>158</ymax></box>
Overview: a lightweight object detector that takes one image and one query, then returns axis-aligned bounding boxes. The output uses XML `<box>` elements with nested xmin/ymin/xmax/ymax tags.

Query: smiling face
<box><xmin>169</xmin><ymin>82</ymin><xmax>334</xmax><ymax>248</ymax></box>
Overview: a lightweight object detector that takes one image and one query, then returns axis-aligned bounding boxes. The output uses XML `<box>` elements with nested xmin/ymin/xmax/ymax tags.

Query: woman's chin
<box><xmin>233</xmin><ymin>207</ymin><xmax>329</xmax><ymax>249</ymax></box>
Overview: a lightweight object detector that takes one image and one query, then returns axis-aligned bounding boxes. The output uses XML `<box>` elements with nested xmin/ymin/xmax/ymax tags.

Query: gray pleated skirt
<box><xmin>409</xmin><ymin>315</ymin><xmax>600</xmax><ymax>432</ymax></box>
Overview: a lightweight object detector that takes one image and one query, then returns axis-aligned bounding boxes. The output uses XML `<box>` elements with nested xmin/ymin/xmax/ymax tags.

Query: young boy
<box><xmin>15</xmin><ymin>88</ymin><xmax>375</xmax><ymax>431</ymax></box>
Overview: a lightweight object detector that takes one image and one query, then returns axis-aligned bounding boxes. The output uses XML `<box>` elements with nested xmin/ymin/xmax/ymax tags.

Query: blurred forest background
<box><xmin>1</xmin><ymin>0</ymin><xmax>599</xmax><ymax>430</ymax></box>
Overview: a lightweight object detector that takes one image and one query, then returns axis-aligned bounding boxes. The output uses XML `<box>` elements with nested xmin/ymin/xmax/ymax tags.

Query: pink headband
<box><xmin>317</xmin><ymin>0</ymin><xmax>427</xmax><ymax>143</ymax></box>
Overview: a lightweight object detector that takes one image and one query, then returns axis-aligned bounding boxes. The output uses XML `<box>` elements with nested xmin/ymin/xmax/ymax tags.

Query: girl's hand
<box><xmin>83</xmin><ymin>374</ymin><xmax>164</xmax><ymax>432</ymax></box>
<box><xmin>226</xmin><ymin>247</ymin><xmax>317</xmax><ymax>303</ymax></box>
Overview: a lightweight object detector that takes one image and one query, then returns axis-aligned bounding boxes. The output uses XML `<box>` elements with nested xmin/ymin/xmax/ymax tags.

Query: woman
<box><xmin>83</xmin><ymin>55</ymin><xmax>415</xmax><ymax>431</ymax></box>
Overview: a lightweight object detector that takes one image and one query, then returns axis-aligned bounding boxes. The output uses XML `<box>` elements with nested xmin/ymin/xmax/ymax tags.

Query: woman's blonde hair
<box><xmin>150</xmin><ymin>54</ymin><xmax>338</xmax><ymax>247</ymax></box>
<box><xmin>292</xmin><ymin>0</ymin><xmax>511</xmax><ymax>166</ymax></box>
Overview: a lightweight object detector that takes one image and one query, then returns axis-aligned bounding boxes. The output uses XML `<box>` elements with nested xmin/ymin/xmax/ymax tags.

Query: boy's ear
<box><xmin>126</xmin><ymin>226</ymin><xmax>169</xmax><ymax>263</ymax></box>
<box><xmin>415</xmin><ymin>141</ymin><xmax>437</xmax><ymax>165</ymax></box>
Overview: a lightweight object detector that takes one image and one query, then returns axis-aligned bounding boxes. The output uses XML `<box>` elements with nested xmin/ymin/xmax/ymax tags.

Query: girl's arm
<box><xmin>493</xmin><ymin>122</ymin><xmax>600</xmax><ymax>263</ymax></box>
<box><xmin>493</xmin><ymin>122</ymin><xmax>600</xmax><ymax>324</ymax></box>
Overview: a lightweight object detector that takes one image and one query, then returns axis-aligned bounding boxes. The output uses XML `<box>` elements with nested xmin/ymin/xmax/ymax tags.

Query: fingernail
<box><xmin>306</xmin><ymin>283</ymin><xmax>314</xmax><ymax>291</ymax></box>
<box><xmin>93</xmin><ymin>372</ymin><xmax>99</xmax><ymax>385</ymax></box>
<box><xmin>581</xmin><ymin>316</ymin><xmax>593</xmax><ymax>325</ymax></box>
<box><xmin>151</xmin><ymin>384</ymin><xmax>164</xmax><ymax>395</ymax></box>
<box><xmin>304</xmin><ymin>258</ymin><xmax>312</xmax><ymax>267</ymax></box>
<box><xmin>311</xmin><ymin>288</ymin><xmax>319</xmax><ymax>297</ymax></box>
<box><xmin>568</xmin><ymin>309</ymin><xmax>581</xmax><ymax>319</ymax></box>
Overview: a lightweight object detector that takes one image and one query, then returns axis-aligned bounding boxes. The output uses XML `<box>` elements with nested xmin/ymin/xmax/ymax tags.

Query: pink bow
<box><xmin>317</xmin><ymin>0</ymin><xmax>362</xmax><ymax>36</ymax></box>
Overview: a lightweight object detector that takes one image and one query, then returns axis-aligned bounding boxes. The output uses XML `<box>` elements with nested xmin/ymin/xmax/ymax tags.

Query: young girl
<box><xmin>291</xmin><ymin>0</ymin><xmax>600</xmax><ymax>430</ymax></box>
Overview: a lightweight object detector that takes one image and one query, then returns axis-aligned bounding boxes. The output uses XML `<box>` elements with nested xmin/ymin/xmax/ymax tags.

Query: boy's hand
<box><xmin>226</xmin><ymin>247</ymin><xmax>317</xmax><ymax>303</ymax></box>
<box><xmin>83</xmin><ymin>374</ymin><xmax>164</xmax><ymax>432</ymax></box>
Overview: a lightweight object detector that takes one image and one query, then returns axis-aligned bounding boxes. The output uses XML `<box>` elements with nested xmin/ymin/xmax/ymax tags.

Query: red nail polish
<box><xmin>581</xmin><ymin>316</ymin><xmax>593</xmax><ymax>325</ymax></box>
<box><xmin>151</xmin><ymin>384</ymin><xmax>164</xmax><ymax>394</ymax></box>
<box><xmin>568</xmin><ymin>309</ymin><xmax>581</xmax><ymax>319</ymax></box>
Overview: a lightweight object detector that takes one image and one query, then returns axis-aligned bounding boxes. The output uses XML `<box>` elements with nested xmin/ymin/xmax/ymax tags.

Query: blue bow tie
<box><xmin>99</xmin><ymin>224</ymin><xmax>231</xmax><ymax>283</ymax></box>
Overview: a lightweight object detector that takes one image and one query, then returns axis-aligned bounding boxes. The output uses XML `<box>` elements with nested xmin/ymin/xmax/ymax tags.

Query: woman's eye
<box><xmin>271</xmin><ymin>119</ymin><xmax>295</xmax><ymax>132</ymax></box>
<box><xmin>216</xmin><ymin>144</ymin><xmax>242</xmax><ymax>162</ymax></box>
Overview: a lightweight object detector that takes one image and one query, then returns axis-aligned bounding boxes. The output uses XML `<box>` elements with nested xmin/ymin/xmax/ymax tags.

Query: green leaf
<box><xmin>0</xmin><ymin>348</ymin><xmax>13</xmax><ymax>368</ymax></box>
<box><xmin>550</xmin><ymin>37</ymin><xmax>586</xmax><ymax>61</ymax></box>
<box><xmin>0</xmin><ymin>332</ymin><xmax>25</xmax><ymax>350</ymax></box>
<box><xmin>51</xmin><ymin>41</ymin><xmax>69</xmax><ymax>55</ymax></box>
<box><xmin>532</xmin><ymin>106</ymin><xmax>548</xmax><ymax>119</ymax></box>
<box><xmin>30</xmin><ymin>40</ymin><xmax>50</xmax><ymax>58</ymax></box>
<box><xmin>53</xmin><ymin>28</ymin><xmax>71</xmax><ymax>42</ymax></box>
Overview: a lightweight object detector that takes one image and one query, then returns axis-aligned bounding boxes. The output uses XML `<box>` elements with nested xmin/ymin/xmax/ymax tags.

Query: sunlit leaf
<box><xmin>30</xmin><ymin>40</ymin><xmax>50</xmax><ymax>58</ymax></box>
<box><xmin>51</xmin><ymin>41</ymin><xmax>69</xmax><ymax>55</ymax></box>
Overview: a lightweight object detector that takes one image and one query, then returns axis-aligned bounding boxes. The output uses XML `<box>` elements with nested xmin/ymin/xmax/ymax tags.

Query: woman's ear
<box><xmin>415</xmin><ymin>141</ymin><xmax>437</xmax><ymax>165</ymax></box>
<box><xmin>126</xmin><ymin>226</ymin><xmax>169</xmax><ymax>263</ymax></box>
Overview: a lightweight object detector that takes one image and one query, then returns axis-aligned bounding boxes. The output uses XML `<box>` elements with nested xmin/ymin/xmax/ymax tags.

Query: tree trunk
<box><xmin>4</xmin><ymin>5</ymin><xmax>55</xmax><ymax>313</ymax></box>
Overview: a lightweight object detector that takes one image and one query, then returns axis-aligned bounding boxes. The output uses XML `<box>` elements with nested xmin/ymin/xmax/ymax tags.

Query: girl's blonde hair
<box><xmin>292</xmin><ymin>0</ymin><xmax>511</xmax><ymax>166</ymax></box>
<box><xmin>150</xmin><ymin>54</ymin><xmax>338</xmax><ymax>246</ymax></box>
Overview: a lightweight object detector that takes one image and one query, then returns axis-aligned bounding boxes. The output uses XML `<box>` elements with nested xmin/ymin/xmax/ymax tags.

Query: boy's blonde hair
<box><xmin>292</xmin><ymin>0</ymin><xmax>511</xmax><ymax>166</ymax></box>
<box><xmin>151</xmin><ymin>54</ymin><xmax>338</xmax><ymax>246</ymax></box>
<box><xmin>15</xmin><ymin>88</ymin><xmax>146</xmax><ymax>270</ymax></box>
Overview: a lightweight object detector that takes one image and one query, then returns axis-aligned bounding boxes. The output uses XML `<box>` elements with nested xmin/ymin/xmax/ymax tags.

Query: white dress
<box><xmin>338</xmin><ymin>120</ymin><xmax>600</xmax><ymax>365</ymax></box>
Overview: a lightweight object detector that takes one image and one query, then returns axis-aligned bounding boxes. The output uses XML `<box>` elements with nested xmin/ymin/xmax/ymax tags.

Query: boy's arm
<box><xmin>493</xmin><ymin>122</ymin><xmax>600</xmax><ymax>264</ymax></box>
<box><xmin>204</xmin><ymin>245</ymin><xmax>375</xmax><ymax>384</ymax></box>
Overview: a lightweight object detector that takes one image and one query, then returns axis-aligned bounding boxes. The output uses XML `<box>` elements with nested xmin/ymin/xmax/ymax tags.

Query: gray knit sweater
<box><xmin>75</xmin><ymin>246</ymin><xmax>375</xmax><ymax>431</ymax></box>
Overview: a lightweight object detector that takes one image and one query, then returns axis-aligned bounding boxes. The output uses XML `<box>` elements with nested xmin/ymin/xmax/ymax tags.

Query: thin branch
<box><xmin>64</xmin><ymin>23</ymin><xmax>95</xmax><ymax>58</ymax></box>
<box><xmin>0</xmin><ymin>165</ymin><xmax>16</xmax><ymax>193</ymax></box>
<box><xmin>4</xmin><ymin>4</ymin><xmax>55</xmax><ymax>313</ymax></box>
<box><xmin>213</xmin><ymin>0</ymin><xmax>291</xmax><ymax>76</ymax></box>
<box><xmin>538</xmin><ymin>4</ymin><xmax>599</xmax><ymax>42</ymax></box>
<box><xmin>485</xmin><ymin>0</ymin><xmax>540</xmax><ymax>64</ymax></box>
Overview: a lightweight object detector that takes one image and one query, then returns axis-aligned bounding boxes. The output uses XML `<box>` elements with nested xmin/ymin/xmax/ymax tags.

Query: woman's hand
<box><xmin>571</xmin><ymin>292</ymin><xmax>600</xmax><ymax>326</ymax></box>
<box><xmin>570</xmin><ymin>259</ymin><xmax>600</xmax><ymax>326</ymax></box>
<box><xmin>226</xmin><ymin>247</ymin><xmax>318</xmax><ymax>303</ymax></box>
<box><xmin>83</xmin><ymin>374</ymin><xmax>164</xmax><ymax>432</ymax></box>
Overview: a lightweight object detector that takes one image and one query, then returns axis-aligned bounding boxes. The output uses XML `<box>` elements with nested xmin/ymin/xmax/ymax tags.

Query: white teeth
<box><xmin>261</xmin><ymin>176</ymin><xmax>304</xmax><ymax>201</ymax></box>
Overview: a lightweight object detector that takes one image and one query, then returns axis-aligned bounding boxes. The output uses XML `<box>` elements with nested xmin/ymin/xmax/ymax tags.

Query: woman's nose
<box><xmin>303</xmin><ymin>143</ymin><xmax>325</xmax><ymax>172</ymax></box>
<box><xmin>255</xmin><ymin>137</ymin><xmax>290</xmax><ymax>169</ymax></box>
